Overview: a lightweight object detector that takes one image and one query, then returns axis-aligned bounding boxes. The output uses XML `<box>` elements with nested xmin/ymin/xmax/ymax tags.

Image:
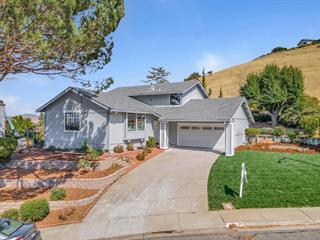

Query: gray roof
<box><xmin>156</xmin><ymin>97</ymin><xmax>249</xmax><ymax>122</ymax></box>
<box><xmin>37</xmin><ymin>81</ymin><xmax>253</xmax><ymax>122</ymax></box>
<box><xmin>108</xmin><ymin>80</ymin><xmax>202</xmax><ymax>96</ymax></box>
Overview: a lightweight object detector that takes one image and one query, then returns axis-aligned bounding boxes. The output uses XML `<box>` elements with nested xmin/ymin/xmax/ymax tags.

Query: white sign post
<box><xmin>239</xmin><ymin>163</ymin><xmax>248</xmax><ymax>198</ymax></box>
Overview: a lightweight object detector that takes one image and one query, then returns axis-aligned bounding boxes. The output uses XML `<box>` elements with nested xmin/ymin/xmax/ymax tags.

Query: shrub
<box><xmin>0</xmin><ymin>136</ymin><xmax>18</xmax><ymax>161</ymax></box>
<box><xmin>253</xmin><ymin>113</ymin><xmax>271</xmax><ymax>122</ymax></box>
<box><xmin>300</xmin><ymin>115</ymin><xmax>320</xmax><ymax>137</ymax></box>
<box><xmin>1</xmin><ymin>208</ymin><xmax>20</xmax><ymax>220</ymax></box>
<box><xmin>46</xmin><ymin>145</ymin><xmax>57</xmax><ymax>151</ymax></box>
<box><xmin>77</xmin><ymin>158</ymin><xmax>92</xmax><ymax>171</ymax></box>
<box><xmin>127</xmin><ymin>143</ymin><xmax>134</xmax><ymax>151</ymax></box>
<box><xmin>260</xmin><ymin>128</ymin><xmax>274</xmax><ymax>135</ymax></box>
<box><xmin>50</xmin><ymin>188</ymin><xmax>66</xmax><ymax>201</ymax></box>
<box><xmin>80</xmin><ymin>140</ymin><xmax>90</xmax><ymax>153</ymax></box>
<box><xmin>245</xmin><ymin>128</ymin><xmax>261</xmax><ymax>137</ymax></box>
<box><xmin>287</xmin><ymin>130</ymin><xmax>299</xmax><ymax>143</ymax></box>
<box><xmin>136</xmin><ymin>152</ymin><xmax>145</xmax><ymax>161</ymax></box>
<box><xmin>273</xmin><ymin>126</ymin><xmax>286</xmax><ymax>136</ymax></box>
<box><xmin>144</xmin><ymin>147</ymin><xmax>152</xmax><ymax>154</ymax></box>
<box><xmin>85</xmin><ymin>148</ymin><xmax>100</xmax><ymax>161</ymax></box>
<box><xmin>146</xmin><ymin>136</ymin><xmax>156</xmax><ymax>148</ymax></box>
<box><xmin>271</xmin><ymin>47</ymin><xmax>287</xmax><ymax>53</ymax></box>
<box><xmin>20</xmin><ymin>198</ymin><xmax>49</xmax><ymax>222</ymax></box>
<box><xmin>113</xmin><ymin>144</ymin><xmax>124</xmax><ymax>153</ymax></box>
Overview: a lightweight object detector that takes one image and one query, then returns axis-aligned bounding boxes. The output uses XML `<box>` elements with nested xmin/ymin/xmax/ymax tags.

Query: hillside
<box><xmin>206</xmin><ymin>43</ymin><xmax>320</xmax><ymax>99</ymax></box>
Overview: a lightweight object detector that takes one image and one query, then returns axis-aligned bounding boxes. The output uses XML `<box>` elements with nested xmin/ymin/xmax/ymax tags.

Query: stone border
<box><xmin>0</xmin><ymin>165</ymin><xmax>129</xmax><ymax>189</ymax></box>
<box><xmin>0</xmin><ymin>157</ymin><xmax>122</xmax><ymax>171</ymax></box>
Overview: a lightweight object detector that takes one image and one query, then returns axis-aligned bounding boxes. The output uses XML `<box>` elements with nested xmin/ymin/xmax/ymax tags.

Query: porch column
<box><xmin>225</xmin><ymin>122</ymin><xmax>234</xmax><ymax>156</ymax></box>
<box><xmin>159</xmin><ymin>121</ymin><xmax>169</xmax><ymax>149</ymax></box>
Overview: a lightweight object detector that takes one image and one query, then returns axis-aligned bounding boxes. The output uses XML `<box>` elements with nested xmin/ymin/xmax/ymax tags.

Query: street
<box><xmin>145</xmin><ymin>228</ymin><xmax>320</xmax><ymax>240</ymax></box>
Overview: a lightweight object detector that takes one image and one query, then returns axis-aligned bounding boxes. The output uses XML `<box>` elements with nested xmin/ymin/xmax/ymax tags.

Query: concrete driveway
<box><xmin>42</xmin><ymin>148</ymin><xmax>221</xmax><ymax>239</ymax></box>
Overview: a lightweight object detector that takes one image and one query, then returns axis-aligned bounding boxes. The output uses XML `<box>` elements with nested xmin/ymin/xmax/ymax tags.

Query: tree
<box><xmin>201</xmin><ymin>68</ymin><xmax>212</xmax><ymax>97</ymax></box>
<box><xmin>184</xmin><ymin>72</ymin><xmax>201</xmax><ymax>81</ymax></box>
<box><xmin>10</xmin><ymin>116</ymin><xmax>35</xmax><ymax>135</ymax></box>
<box><xmin>219</xmin><ymin>87</ymin><xmax>223</xmax><ymax>98</ymax></box>
<box><xmin>35</xmin><ymin>113</ymin><xmax>45</xmax><ymax>143</ymax></box>
<box><xmin>144</xmin><ymin>67</ymin><xmax>170</xmax><ymax>84</ymax></box>
<box><xmin>240</xmin><ymin>64</ymin><xmax>304</xmax><ymax>127</ymax></box>
<box><xmin>0</xmin><ymin>0</ymin><xmax>125</xmax><ymax>92</ymax></box>
<box><xmin>280</xmin><ymin>95</ymin><xmax>320</xmax><ymax>127</ymax></box>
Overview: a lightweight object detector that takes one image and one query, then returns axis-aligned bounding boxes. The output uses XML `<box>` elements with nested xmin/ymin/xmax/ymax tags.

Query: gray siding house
<box><xmin>37</xmin><ymin>80</ymin><xmax>254</xmax><ymax>156</ymax></box>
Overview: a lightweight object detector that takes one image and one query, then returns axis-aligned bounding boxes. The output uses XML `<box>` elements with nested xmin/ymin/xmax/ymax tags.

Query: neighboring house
<box><xmin>297</xmin><ymin>39</ymin><xmax>316</xmax><ymax>47</ymax></box>
<box><xmin>0</xmin><ymin>100</ymin><xmax>5</xmax><ymax>136</ymax></box>
<box><xmin>37</xmin><ymin>80</ymin><xmax>254</xmax><ymax>156</ymax></box>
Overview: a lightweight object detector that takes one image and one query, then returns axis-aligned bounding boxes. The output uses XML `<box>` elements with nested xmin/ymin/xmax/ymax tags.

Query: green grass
<box><xmin>208</xmin><ymin>150</ymin><xmax>320</xmax><ymax>210</ymax></box>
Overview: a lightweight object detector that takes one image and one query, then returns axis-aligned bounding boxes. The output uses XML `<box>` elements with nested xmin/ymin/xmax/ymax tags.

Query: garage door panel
<box><xmin>178</xmin><ymin>123</ymin><xmax>225</xmax><ymax>150</ymax></box>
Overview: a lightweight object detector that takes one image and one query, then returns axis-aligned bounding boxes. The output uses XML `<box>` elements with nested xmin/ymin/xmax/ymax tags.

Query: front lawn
<box><xmin>208</xmin><ymin>150</ymin><xmax>320</xmax><ymax>210</ymax></box>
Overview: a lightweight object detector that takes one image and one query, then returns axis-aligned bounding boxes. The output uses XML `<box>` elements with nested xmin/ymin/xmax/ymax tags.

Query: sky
<box><xmin>1</xmin><ymin>0</ymin><xmax>320</xmax><ymax>116</ymax></box>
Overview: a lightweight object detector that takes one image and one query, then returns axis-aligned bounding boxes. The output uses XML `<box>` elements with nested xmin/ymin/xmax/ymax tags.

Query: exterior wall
<box><xmin>133</xmin><ymin>94</ymin><xmax>170</xmax><ymax>106</ymax></box>
<box><xmin>109</xmin><ymin>112</ymin><xmax>158</xmax><ymax>149</ymax></box>
<box><xmin>169</xmin><ymin>122</ymin><xmax>177</xmax><ymax>146</ymax></box>
<box><xmin>44</xmin><ymin>91</ymin><xmax>109</xmax><ymax>150</ymax></box>
<box><xmin>182</xmin><ymin>85</ymin><xmax>206</xmax><ymax>105</ymax></box>
<box><xmin>0</xmin><ymin>103</ymin><xmax>5</xmax><ymax>136</ymax></box>
<box><xmin>232</xmin><ymin>103</ymin><xmax>250</xmax><ymax>148</ymax></box>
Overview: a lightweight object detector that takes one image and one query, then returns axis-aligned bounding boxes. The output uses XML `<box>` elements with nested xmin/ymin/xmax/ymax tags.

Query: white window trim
<box><xmin>126</xmin><ymin>113</ymin><xmax>146</xmax><ymax>132</ymax></box>
<box><xmin>64</xmin><ymin>110</ymin><xmax>81</xmax><ymax>132</ymax></box>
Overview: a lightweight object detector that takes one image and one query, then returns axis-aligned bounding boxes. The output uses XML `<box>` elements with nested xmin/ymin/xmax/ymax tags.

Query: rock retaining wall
<box><xmin>0</xmin><ymin>165</ymin><xmax>129</xmax><ymax>188</ymax></box>
<box><xmin>0</xmin><ymin>157</ymin><xmax>123</xmax><ymax>171</ymax></box>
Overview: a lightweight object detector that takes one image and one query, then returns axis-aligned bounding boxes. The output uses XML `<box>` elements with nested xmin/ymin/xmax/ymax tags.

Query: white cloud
<box><xmin>196</xmin><ymin>53</ymin><xmax>225</xmax><ymax>72</ymax></box>
<box><xmin>0</xmin><ymin>95</ymin><xmax>36</xmax><ymax>116</ymax></box>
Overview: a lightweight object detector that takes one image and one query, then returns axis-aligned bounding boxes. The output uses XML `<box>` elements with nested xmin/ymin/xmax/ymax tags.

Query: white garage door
<box><xmin>177</xmin><ymin>123</ymin><xmax>225</xmax><ymax>150</ymax></box>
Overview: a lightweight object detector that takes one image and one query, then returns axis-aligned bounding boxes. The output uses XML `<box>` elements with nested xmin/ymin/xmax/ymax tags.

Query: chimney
<box><xmin>0</xmin><ymin>100</ymin><xmax>5</xmax><ymax>136</ymax></box>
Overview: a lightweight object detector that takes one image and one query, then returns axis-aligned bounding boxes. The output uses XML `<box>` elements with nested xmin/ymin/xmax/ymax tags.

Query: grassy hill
<box><xmin>206</xmin><ymin>43</ymin><xmax>320</xmax><ymax>99</ymax></box>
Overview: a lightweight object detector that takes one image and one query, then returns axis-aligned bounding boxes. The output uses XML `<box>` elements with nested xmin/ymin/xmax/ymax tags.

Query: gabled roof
<box><xmin>37</xmin><ymin>80</ymin><xmax>206</xmax><ymax>114</ymax></box>
<box><xmin>156</xmin><ymin>97</ymin><xmax>254</xmax><ymax>122</ymax></box>
<box><xmin>37</xmin><ymin>81</ymin><xmax>253</xmax><ymax>123</ymax></box>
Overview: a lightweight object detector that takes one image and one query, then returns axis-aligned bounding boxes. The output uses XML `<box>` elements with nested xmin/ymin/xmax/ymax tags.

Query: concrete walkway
<box><xmin>41</xmin><ymin>149</ymin><xmax>320</xmax><ymax>239</ymax></box>
<box><xmin>42</xmin><ymin>148</ymin><xmax>219</xmax><ymax>239</ymax></box>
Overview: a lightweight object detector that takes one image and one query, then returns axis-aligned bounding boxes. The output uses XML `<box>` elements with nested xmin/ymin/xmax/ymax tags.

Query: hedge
<box><xmin>20</xmin><ymin>198</ymin><xmax>49</xmax><ymax>222</ymax></box>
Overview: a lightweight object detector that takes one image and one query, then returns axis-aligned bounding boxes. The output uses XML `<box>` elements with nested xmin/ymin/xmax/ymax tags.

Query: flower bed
<box><xmin>237</xmin><ymin>142</ymin><xmax>319</xmax><ymax>154</ymax></box>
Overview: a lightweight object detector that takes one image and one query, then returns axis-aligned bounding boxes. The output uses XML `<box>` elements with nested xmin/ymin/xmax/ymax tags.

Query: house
<box><xmin>37</xmin><ymin>80</ymin><xmax>254</xmax><ymax>156</ymax></box>
<box><xmin>0</xmin><ymin>100</ymin><xmax>5</xmax><ymax>136</ymax></box>
<box><xmin>297</xmin><ymin>39</ymin><xmax>316</xmax><ymax>47</ymax></box>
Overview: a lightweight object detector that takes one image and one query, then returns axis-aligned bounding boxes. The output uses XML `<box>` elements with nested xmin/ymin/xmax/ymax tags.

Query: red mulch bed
<box><xmin>37</xmin><ymin>203</ymin><xmax>93</xmax><ymax>228</ymax></box>
<box><xmin>14</xmin><ymin>148</ymin><xmax>83</xmax><ymax>161</ymax></box>
<box><xmin>237</xmin><ymin>143</ymin><xmax>319</xmax><ymax>154</ymax></box>
<box><xmin>0</xmin><ymin>164</ymin><xmax>122</xmax><ymax>180</ymax></box>
<box><xmin>0</xmin><ymin>188</ymin><xmax>98</xmax><ymax>202</ymax></box>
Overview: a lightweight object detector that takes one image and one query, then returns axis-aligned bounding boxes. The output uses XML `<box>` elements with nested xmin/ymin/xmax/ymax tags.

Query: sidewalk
<box><xmin>41</xmin><ymin>207</ymin><xmax>320</xmax><ymax>240</ymax></box>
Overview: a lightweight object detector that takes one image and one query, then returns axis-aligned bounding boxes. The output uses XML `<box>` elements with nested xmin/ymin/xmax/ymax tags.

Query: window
<box><xmin>170</xmin><ymin>93</ymin><xmax>181</xmax><ymax>105</ymax></box>
<box><xmin>127</xmin><ymin>113</ymin><xmax>136</xmax><ymax>131</ymax></box>
<box><xmin>180</xmin><ymin>126</ymin><xmax>190</xmax><ymax>130</ymax></box>
<box><xmin>203</xmin><ymin>127</ymin><xmax>213</xmax><ymax>130</ymax></box>
<box><xmin>214</xmin><ymin>127</ymin><xmax>224</xmax><ymax>131</ymax></box>
<box><xmin>65</xmin><ymin>112</ymin><xmax>80</xmax><ymax>131</ymax></box>
<box><xmin>127</xmin><ymin>113</ymin><xmax>146</xmax><ymax>132</ymax></box>
<box><xmin>137</xmin><ymin>114</ymin><xmax>145</xmax><ymax>131</ymax></box>
<box><xmin>191</xmin><ymin>126</ymin><xmax>200</xmax><ymax>130</ymax></box>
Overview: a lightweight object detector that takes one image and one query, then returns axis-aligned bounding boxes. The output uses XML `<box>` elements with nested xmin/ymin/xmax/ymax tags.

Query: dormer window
<box><xmin>170</xmin><ymin>93</ymin><xmax>181</xmax><ymax>105</ymax></box>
